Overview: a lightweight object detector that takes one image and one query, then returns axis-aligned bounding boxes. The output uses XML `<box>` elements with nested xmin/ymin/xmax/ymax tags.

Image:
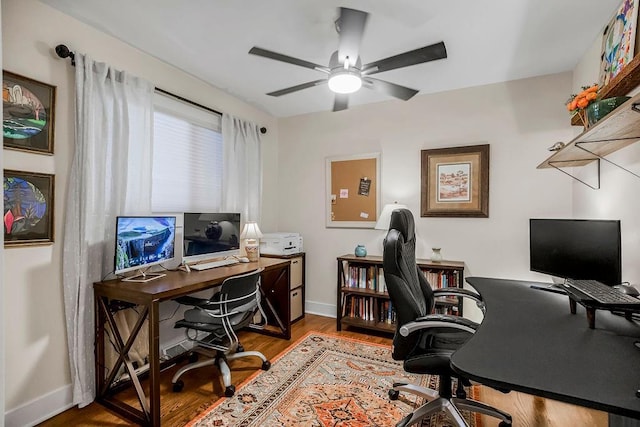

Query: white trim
<box><xmin>5</xmin><ymin>384</ymin><xmax>73</xmax><ymax>427</ymax></box>
<box><xmin>305</xmin><ymin>300</ymin><xmax>336</xmax><ymax>318</ymax></box>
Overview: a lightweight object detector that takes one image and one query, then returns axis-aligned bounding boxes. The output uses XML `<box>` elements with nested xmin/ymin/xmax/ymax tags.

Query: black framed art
<box><xmin>4</xmin><ymin>169</ymin><xmax>55</xmax><ymax>246</ymax></box>
<box><xmin>3</xmin><ymin>70</ymin><xmax>56</xmax><ymax>154</ymax></box>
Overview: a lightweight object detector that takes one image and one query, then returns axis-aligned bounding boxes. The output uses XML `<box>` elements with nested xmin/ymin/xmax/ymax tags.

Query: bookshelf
<box><xmin>336</xmin><ymin>254</ymin><xmax>465</xmax><ymax>334</ymax></box>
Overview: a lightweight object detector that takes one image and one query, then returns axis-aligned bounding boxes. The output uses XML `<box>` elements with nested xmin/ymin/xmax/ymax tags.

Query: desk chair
<box><xmin>171</xmin><ymin>268</ymin><xmax>271</xmax><ymax>397</ymax></box>
<box><xmin>383</xmin><ymin>208</ymin><xmax>512</xmax><ymax>427</ymax></box>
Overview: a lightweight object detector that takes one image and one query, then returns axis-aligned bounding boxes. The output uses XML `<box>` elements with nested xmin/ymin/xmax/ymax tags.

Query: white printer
<box><xmin>260</xmin><ymin>232</ymin><xmax>303</xmax><ymax>256</ymax></box>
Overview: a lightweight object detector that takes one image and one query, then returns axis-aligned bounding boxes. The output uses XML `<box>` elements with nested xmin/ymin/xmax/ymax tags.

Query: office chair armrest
<box><xmin>400</xmin><ymin>314</ymin><xmax>479</xmax><ymax>337</ymax></box>
<box><xmin>432</xmin><ymin>288</ymin><xmax>486</xmax><ymax>312</ymax></box>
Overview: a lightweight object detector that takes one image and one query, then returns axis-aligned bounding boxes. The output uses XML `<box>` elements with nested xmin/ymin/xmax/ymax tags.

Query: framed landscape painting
<box><xmin>3</xmin><ymin>70</ymin><xmax>56</xmax><ymax>154</ymax></box>
<box><xmin>4</xmin><ymin>169</ymin><xmax>55</xmax><ymax>246</ymax></box>
<box><xmin>421</xmin><ymin>144</ymin><xmax>489</xmax><ymax>218</ymax></box>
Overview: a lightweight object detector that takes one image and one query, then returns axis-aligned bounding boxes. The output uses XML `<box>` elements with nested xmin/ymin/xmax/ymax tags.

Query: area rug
<box><xmin>187</xmin><ymin>332</ymin><xmax>481</xmax><ymax>427</ymax></box>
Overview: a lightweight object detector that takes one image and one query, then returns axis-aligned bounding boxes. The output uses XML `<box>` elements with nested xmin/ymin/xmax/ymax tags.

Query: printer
<box><xmin>260</xmin><ymin>232</ymin><xmax>303</xmax><ymax>256</ymax></box>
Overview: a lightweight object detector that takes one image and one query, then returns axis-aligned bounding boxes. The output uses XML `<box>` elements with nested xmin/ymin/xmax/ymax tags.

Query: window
<box><xmin>152</xmin><ymin>93</ymin><xmax>223</xmax><ymax>212</ymax></box>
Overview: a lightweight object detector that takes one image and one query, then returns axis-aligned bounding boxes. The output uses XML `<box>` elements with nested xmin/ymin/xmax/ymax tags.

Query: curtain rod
<box><xmin>55</xmin><ymin>44</ymin><xmax>267</xmax><ymax>134</ymax></box>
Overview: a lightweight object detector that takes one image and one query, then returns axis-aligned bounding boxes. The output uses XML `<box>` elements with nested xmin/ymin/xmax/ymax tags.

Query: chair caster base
<box><xmin>262</xmin><ymin>360</ymin><xmax>271</xmax><ymax>370</ymax></box>
<box><xmin>172</xmin><ymin>380</ymin><xmax>184</xmax><ymax>392</ymax></box>
<box><xmin>225</xmin><ymin>385</ymin><xmax>235</xmax><ymax>397</ymax></box>
<box><xmin>389</xmin><ymin>389</ymin><xmax>400</xmax><ymax>400</ymax></box>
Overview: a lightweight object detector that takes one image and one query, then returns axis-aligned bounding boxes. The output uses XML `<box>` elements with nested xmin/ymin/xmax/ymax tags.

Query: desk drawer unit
<box><xmin>262</xmin><ymin>253</ymin><xmax>306</xmax><ymax>323</ymax></box>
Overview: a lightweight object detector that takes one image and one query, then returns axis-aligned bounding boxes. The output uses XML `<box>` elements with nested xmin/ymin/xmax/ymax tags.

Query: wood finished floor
<box><xmin>37</xmin><ymin>314</ymin><xmax>607</xmax><ymax>426</ymax></box>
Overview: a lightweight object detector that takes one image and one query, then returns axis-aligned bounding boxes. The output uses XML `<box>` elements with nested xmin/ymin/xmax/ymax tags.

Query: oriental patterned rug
<box><xmin>187</xmin><ymin>332</ymin><xmax>481</xmax><ymax>427</ymax></box>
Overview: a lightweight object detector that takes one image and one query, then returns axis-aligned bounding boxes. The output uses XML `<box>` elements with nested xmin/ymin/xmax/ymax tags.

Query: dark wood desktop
<box><xmin>93</xmin><ymin>257</ymin><xmax>291</xmax><ymax>426</ymax></box>
<box><xmin>453</xmin><ymin>277</ymin><xmax>640</xmax><ymax>420</ymax></box>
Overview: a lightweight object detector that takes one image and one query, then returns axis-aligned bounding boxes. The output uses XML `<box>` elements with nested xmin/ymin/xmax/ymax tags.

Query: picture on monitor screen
<box><xmin>529</xmin><ymin>218</ymin><xmax>621</xmax><ymax>286</ymax></box>
<box><xmin>115</xmin><ymin>216</ymin><xmax>176</xmax><ymax>280</ymax></box>
<box><xmin>183</xmin><ymin>212</ymin><xmax>241</xmax><ymax>263</ymax></box>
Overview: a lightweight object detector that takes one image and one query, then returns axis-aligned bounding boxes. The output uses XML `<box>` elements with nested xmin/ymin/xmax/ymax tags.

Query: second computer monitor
<box><xmin>182</xmin><ymin>212</ymin><xmax>241</xmax><ymax>263</ymax></box>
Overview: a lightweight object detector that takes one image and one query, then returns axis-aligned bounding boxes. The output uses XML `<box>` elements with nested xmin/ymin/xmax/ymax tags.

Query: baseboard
<box><xmin>5</xmin><ymin>384</ymin><xmax>73</xmax><ymax>427</ymax></box>
<box><xmin>305</xmin><ymin>300</ymin><xmax>336</xmax><ymax>318</ymax></box>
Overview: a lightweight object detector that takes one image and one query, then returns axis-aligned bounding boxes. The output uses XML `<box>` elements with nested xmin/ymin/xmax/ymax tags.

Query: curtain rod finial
<box><xmin>55</xmin><ymin>44</ymin><xmax>75</xmax><ymax>65</ymax></box>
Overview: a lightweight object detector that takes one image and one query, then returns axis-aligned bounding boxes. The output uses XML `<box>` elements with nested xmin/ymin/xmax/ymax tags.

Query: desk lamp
<box><xmin>241</xmin><ymin>222</ymin><xmax>263</xmax><ymax>262</ymax></box>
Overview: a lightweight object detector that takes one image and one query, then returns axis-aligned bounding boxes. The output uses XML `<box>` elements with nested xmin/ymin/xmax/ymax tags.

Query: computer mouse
<box><xmin>614</xmin><ymin>284</ymin><xmax>640</xmax><ymax>297</ymax></box>
<box><xmin>237</xmin><ymin>257</ymin><xmax>250</xmax><ymax>263</ymax></box>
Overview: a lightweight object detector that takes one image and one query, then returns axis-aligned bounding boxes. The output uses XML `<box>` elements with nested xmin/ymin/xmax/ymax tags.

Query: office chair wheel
<box><xmin>172</xmin><ymin>380</ymin><xmax>184</xmax><ymax>392</ymax></box>
<box><xmin>388</xmin><ymin>389</ymin><xmax>400</xmax><ymax>400</ymax></box>
<box><xmin>262</xmin><ymin>360</ymin><xmax>271</xmax><ymax>370</ymax></box>
<box><xmin>225</xmin><ymin>385</ymin><xmax>236</xmax><ymax>397</ymax></box>
<box><xmin>188</xmin><ymin>352</ymin><xmax>199</xmax><ymax>363</ymax></box>
<box><xmin>498</xmin><ymin>422</ymin><xmax>512</xmax><ymax>427</ymax></box>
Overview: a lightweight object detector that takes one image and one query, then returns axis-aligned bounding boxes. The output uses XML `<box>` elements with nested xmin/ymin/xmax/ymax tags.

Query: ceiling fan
<box><xmin>248</xmin><ymin>7</ymin><xmax>447</xmax><ymax>112</ymax></box>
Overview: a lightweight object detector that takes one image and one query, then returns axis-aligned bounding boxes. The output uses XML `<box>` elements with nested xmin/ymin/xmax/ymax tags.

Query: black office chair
<box><xmin>383</xmin><ymin>208</ymin><xmax>512</xmax><ymax>427</ymax></box>
<box><xmin>171</xmin><ymin>268</ymin><xmax>271</xmax><ymax>397</ymax></box>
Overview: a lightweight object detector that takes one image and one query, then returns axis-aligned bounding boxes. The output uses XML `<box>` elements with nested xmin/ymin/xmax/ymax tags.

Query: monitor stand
<box><xmin>122</xmin><ymin>271</ymin><xmax>166</xmax><ymax>283</ymax></box>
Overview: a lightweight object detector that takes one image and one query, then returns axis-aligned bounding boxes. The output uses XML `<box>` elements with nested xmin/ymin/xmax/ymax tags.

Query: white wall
<box><xmin>2</xmin><ymin>0</ymin><xmax>278</xmax><ymax>424</ymax></box>
<box><xmin>572</xmin><ymin>35</ymin><xmax>640</xmax><ymax>287</ymax></box>
<box><xmin>277</xmin><ymin>73</ymin><xmax>575</xmax><ymax>320</ymax></box>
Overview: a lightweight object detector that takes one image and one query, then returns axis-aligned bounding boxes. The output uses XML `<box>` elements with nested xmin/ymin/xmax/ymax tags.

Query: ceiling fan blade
<box><xmin>362</xmin><ymin>41</ymin><xmax>447</xmax><ymax>75</ymax></box>
<box><xmin>249</xmin><ymin>47</ymin><xmax>329</xmax><ymax>72</ymax></box>
<box><xmin>337</xmin><ymin>8</ymin><xmax>369</xmax><ymax>65</ymax></box>
<box><xmin>363</xmin><ymin>78</ymin><xmax>419</xmax><ymax>101</ymax></box>
<box><xmin>266</xmin><ymin>79</ymin><xmax>327</xmax><ymax>97</ymax></box>
<box><xmin>333</xmin><ymin>94</ymin><xmax>349</xmax><ymax>111</ymax></box>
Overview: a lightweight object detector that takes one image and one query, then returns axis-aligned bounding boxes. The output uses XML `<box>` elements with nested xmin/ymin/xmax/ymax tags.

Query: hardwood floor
<box><xmin>38</xmin><ymin>314</ymin><xmax>607</xmax><ymax>426</ymax></box>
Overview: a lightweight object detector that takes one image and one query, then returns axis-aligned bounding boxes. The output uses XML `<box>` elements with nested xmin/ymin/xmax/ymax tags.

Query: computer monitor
<box><xmin>115</xmin><ymin>216</ymin><xmax>176</xmax><ymax>282</ymax></box>
<box><xmin>182</xmin><ymin>212</ymin><xmax>241</xmax><ymax>264</ymax></box>
<box><xmin>529</xmin><ymin>218</ymin><xmax>622</xmax><ymax>286</ymax></box>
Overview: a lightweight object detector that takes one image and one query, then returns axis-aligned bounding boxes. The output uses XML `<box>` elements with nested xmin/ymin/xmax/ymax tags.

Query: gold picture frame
<box><xmin>421</xmin><ymin>144</ymin><xmax>489</xmax><ymax>218</ymax></box>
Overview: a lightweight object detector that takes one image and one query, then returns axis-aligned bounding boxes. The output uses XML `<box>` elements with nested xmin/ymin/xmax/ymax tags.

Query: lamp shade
<box><xmin>240</xmin><ymin>222</ymin><xmax>263</xmax><ymax>240</ymax></box>
<box><xmin>374</xmin><ymin>203</ymin><xmax>408</xmax><ymax>230</ymax></box>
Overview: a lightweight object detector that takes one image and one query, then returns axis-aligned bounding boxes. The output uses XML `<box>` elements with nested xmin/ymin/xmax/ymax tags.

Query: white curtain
<box><xmin>62</xmin><ymin>54</ymin><xmax>154</xmax><ymax>407</ymax></box>
<box><xmin>221</xmin><ymin>114</ymin><xmax>262</xmax><ymax>222</ymax></box>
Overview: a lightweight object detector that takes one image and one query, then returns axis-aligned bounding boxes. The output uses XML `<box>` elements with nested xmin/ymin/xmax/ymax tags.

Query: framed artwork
<box><xmin>4</xmin><ymin>169</ymin><xmax>55</xmax><ymax>246</ymax></box>
<box><xmin>599</xmin><ymin>0</ymin><xmax>639</xmax><ymax>87</ymax></box>
<box><xmin>3</xmin><ymin>70</ymin><xmax>56</xmax><ymax>154</ymax></box>
<box><xmin>421</xmin><ymin>144</ymin><xmax>489</xmax><ymax>218</ymax></box>
<box><xmin>326</xmin><ymin>152</ymin><xmax>380</xmax><ymax>228</ymax></box>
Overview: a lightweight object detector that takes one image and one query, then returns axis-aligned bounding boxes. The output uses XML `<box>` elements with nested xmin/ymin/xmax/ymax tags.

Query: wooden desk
<box><xmin>452</xmin><ymin>277</ymin><xmax>640</xmax><ymax>420</ymax></box>
<box><xmin>93</xmin><ymin>257</ymin><xmax>291</xmax><ymax>426</ymax></box>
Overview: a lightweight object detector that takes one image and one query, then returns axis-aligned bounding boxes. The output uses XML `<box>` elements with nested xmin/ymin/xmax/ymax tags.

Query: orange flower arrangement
<box><xmin>566</xmin><ymin>84</ymin><xmax>598</xmax><ymax>127</ymax></box>
<box><xmin>566</xmin><ymin>84</ymin><xmax>599</xmax><ymax>112</ymax></box>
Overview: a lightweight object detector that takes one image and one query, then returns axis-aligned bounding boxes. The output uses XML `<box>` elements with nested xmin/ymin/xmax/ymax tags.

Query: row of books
<box><xmin>341</xmin><ymin>295</ymin><xmax>396</xmax><ymax>324</ymax></box>
<box><xmin>341</xmin><ymin>262</ymin><xmax>387</xmax><ymax>292</ymax></box>
<box><xmin>341</xmin><ymin>262</ymin><xmax>461</xmax><ymax>292</ymax></box>
<box><xmin>422</xmin><ymin>269</ymin><xmax>460</xmax><ymax>289</ymax></box>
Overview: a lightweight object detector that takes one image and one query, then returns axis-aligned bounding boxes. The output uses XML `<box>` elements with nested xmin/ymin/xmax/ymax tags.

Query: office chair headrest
<box><xmin>389</xmin><ymin>208</ymin><xmax>414</xmax><ymax>242</ymax></box>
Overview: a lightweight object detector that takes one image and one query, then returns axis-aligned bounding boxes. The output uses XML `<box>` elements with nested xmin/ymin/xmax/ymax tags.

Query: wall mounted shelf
<box><xmin>538</xmin><ymin>92</ymin><xmax>640</xmax><ymax>189</ymax></box>
<box><xmin>570</xmin><ymin>54</ymin><xmax>640</xmax><ymax>126</ymax></box>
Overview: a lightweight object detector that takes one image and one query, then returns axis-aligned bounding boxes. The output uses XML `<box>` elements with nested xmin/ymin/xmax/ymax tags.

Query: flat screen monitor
<box><xmin>182</xmin><ymin>212</ymin><xmax>241</xmax><ymax>263</ymax></box>
<box><xmin>115</xmin><ymin>216</ymin><xmax>176</xmax><ymax>282</ymax></box>
<box><xmin>529</xmin><ymin>218</ymin><xmax>621</xmax><ymax>286</ymax></box>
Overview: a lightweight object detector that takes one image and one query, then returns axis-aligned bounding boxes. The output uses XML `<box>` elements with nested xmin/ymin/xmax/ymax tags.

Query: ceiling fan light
<box><xmin>328</xmin><ymin>71</ymin><xmax>362</xmax><ymax>94</ymax></box>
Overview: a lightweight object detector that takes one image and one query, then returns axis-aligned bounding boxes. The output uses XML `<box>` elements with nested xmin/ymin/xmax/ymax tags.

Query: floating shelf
<box><xmin>570</xmin><ymin>54</ymin><xmax>640</xmax><ymax>126</ymax></box>
<box><xmin>538</xmin><ymin>92</ymin><xmax>640</xmax><ymax>188</ymax></box>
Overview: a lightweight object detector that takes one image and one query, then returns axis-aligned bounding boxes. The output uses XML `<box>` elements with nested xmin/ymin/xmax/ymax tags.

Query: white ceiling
<box><xmin>39</xmin><ymin>0</ymin><xmax>621</xmax><ymax>118</ymax></box>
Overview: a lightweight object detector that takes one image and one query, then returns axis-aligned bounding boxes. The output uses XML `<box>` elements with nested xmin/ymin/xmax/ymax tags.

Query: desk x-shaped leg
<box><xmin>95</xmin><ymin>295</ymin><xmax>160</xmax><ymax>426</ymax></box>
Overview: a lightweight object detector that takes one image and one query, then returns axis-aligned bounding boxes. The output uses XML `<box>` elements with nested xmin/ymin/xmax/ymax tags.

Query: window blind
<box><xmin>152</xmin><ymin>93</ymin><xmax>223</xmax><ymax>213</ymax></box>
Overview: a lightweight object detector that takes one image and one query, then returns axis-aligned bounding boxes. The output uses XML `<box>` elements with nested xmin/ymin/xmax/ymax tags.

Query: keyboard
<box><xmin>566</xmin><ymin>279</ymin><xmax>640</xmax><ymax>305</ymax></box>
<box><xmin>190</xmin><ymin>258</ymin><xmax>239</xmax><ymax>271</ymax></box>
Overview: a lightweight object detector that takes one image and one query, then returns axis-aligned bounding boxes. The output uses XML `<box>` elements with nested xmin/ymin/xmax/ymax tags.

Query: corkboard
<box><xmin>326</xmin><ymin>153</ymin><xmax>380</xmax><ymax>228</ymax></box>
